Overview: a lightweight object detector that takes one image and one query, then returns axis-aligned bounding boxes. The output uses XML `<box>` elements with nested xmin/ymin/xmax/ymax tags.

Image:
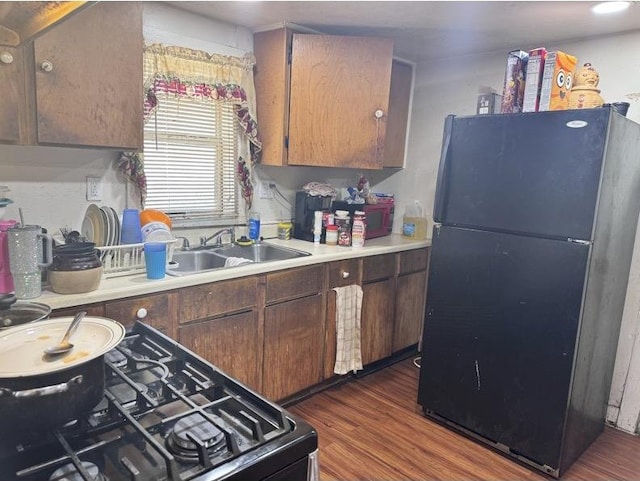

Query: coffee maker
<box><xmin>293</xmin><ymin>191</ymin><xmax>333</xmax><ymax>242</ymax></box>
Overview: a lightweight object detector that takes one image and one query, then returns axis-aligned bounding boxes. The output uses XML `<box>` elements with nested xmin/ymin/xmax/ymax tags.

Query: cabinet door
<box><xmin>361</xmin><ymin>279</ymin><xmax>394</xmax><ymax>365</ymax></box>
<box><xmin>179</xmin><ymin>310</ymin><xmax>261</xmax><ymax>391</ymax></box>
<box><xmin>288</xmin><ymin>34</ymin><xmax>393</xmax><ymax>169</ymax></box>
<box><xmin>324</xmin><ymin>259</ymin><xmax>362</xmax><ymax>379</ymax></box>
<box><xmin>0</xmin><ymin>46</ymin><xmax>21</xmax><ymax>143</ymax></box>
<box><xmin>263</xmin><ymin>294</ymin><xmax>324</xmax><ymax>401</ymax></box>
<box><xmin>383</xmin><ymin>60</ymin><xmax>413</xmax><ymax>168</ymax></box>
<box><xmin>33</xmin><ymin>2</ymin><xmax>142</xmax><ymax>149</ymax></box>
<box><xmin>253</xmin><ymin>28</ymin><xmax>292</xmax><ymax>167</ymax></box>
<box><xmin>393</xmin><ymin>270</ymin><xmax>427</xmax><ymax>352</ymax></box>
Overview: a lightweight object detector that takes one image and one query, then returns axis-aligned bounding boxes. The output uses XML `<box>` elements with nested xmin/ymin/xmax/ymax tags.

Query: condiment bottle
<box><xmin>335</xmin><ymin>212</ymin><xmax>351</xmax><ymax>247</ymax></box>
<box><xmin>351</xmin><ymin>211</ymin><xmax>366</xmax><ymax>247</ymax></box>
<box><xmin>313</xmin><ymin>211</ymin><xmax>323</xmax><ymax>244</ymax></box>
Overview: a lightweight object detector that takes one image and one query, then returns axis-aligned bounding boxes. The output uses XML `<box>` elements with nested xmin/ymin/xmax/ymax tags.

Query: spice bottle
<box><xmin>351</xmin><ymin>211</ymin><xmax>366</xmax><ymax>247</ymax></box>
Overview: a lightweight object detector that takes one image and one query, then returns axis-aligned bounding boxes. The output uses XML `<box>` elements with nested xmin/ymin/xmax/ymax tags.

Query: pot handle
<box><xmin>0</xmin><ymin>375</ymin><xmax>82</xmax><ymax>398</ymax></box>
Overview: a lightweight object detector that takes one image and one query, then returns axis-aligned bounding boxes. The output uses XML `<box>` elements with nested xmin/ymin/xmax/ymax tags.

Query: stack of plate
<box><xmin>81</xmin><ymin>204</ymin><xmax>121</xmax><ymax>247</ymax></box>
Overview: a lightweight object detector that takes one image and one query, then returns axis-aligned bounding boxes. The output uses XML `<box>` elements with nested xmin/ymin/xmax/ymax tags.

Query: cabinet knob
<box><xmin>341</xmin><ymin>271</ymin><xmax>350</xmax><ymax>279</ymax></box>
<box><xmin>374</xmin><ymin>109</ymin><xmax>384</xmax><ymax>119</ymax></box>
<box><xmin>40</xmin><ymin>60</ymin><xmax>54</xmax><ymax>72</ymax></box>
<box><xmin>136</xmin><ymin>308</ymin><xmax>148</xmax><ymax>320</ymax></box>
<box><xmin>0</xmin><ymin>52</ymin><xmax>14</xmax><ymax>64</ymax></box>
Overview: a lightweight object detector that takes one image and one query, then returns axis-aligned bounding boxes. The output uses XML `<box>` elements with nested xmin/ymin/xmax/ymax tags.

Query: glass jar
<box><xmin>277</xmin><ymin>222</ymin><xmax>292</xmax><ymax>240</ymax></box>
<box><xmin>325</xmin><ymin>225</ymin><xmax>339</xmax><ymax>245</ymax></box>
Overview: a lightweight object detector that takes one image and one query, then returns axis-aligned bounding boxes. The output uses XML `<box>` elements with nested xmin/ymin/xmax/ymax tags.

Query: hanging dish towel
<box><xmin>333</xmin><ymin>284</ymin><xmax>363</xmax><ymax>375</ymax></box>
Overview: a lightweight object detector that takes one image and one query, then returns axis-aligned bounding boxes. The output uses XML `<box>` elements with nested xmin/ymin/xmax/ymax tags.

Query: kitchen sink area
<box><xmin>167</xmin><ymin>242</ymin><xmax>311</xmax><ymax>276</ymax></box>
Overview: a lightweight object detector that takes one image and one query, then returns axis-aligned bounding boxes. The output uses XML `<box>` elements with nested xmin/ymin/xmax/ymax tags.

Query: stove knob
<box><xmin>136</xmin><ymin>308</ymin><xmax>148</xmax><ymax>320</ymax></box>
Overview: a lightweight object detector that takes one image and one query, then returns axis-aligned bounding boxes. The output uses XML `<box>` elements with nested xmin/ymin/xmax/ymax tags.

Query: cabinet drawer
<box><xmin>363</xmin><ymin>253</ymin><xmax>396</xmax><ymax>282</ymax></box>
<box><xmin>399</xmin><ymin>248</ymin><xmax>429</xmax><ymax>275</ymax></box>
<box><xmin>266</xmin><ymin>265</ymin><xmax>323</xmax><ymax>304</ymax></box>
<box><xmin>105</xmin><ymin>292</ymin><xmax>178</xmax><ymax>337</ymax></box>
<box><xmin>52</xmin><ymin>303</ymin><xmax>105</xmax><ymax>319</ymax></box>
<box><xmin>327</xmin><ymin>259</ymin><xmax>361</xmax><ymax>288</ymax></box>
<box><xmin>179</xmin><ymin>277</ymin><xmax>258</xmax><ymax>323</ymax></box>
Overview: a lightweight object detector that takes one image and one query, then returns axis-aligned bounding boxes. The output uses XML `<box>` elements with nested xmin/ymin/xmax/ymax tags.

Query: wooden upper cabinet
<box><xmin>31</xmin><ymin>2</ymin><xmax>143</xmax><ymax>149</ymax></box>
<box><xmin>254</xmin><ymin>28</ymin><xmax>394</xmax><ymax>169</ymax></box>
<box><xmin>0</xmin><ymin>46</ymin><xmax>22</xmax><ymax>143</ymax></box>
<box><xmin>288</xmin><ymin>34</ymin><xmax>393</xmax><ymax>169</ymax></box>
<box><xmin>383</xmin><ymin>60</ymin><xmax>413</xmax><ymax>168</ymax></box>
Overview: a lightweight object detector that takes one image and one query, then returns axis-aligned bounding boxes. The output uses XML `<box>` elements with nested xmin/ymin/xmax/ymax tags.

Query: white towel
<box><xmin>224</xmin><ymin>257</ymin><xmax>253</xmax><ymax>267</ymax></box>
<box><xmin>333</xmin><ymin>284</ymin><xmax>363</xmax><ymax>375</ymax></box>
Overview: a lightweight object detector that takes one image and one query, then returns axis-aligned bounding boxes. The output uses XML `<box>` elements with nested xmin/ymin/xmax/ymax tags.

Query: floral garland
<box><xmin>143</xmin><ymin>76</ymin><xmax>262</xmax><ymax>207</ymax></box>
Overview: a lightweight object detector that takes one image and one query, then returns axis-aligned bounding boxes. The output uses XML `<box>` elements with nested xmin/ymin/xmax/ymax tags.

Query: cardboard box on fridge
<box><xmin>477</xmin><ymin>92</ymin><xmax>502</xmax><ymax>115</ymax></box>
<box><xmin>538</xmin><ymin>50</ymin><xmax>578</xmax><ymax>111</ymax></box>
<box><xmin>522</xmin><ymin>48</ymin><xmax>547</xmax><ymax>112</ymax></box>
<box><xmin>500</xmin><ymin>50</ymin><xmax>528</xmax><ymax>113</ymax></box>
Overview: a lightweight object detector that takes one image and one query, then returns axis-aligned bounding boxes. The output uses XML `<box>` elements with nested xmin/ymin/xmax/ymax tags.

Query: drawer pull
<box><xmin>341</xmin><ymin>271</ymin><xmax>350</xmax><ymax>279</ymax></box>
<box><xmin>136</xmin><ymin>308</ymin><xmax>148</xmax><ymax>320</ymax></box>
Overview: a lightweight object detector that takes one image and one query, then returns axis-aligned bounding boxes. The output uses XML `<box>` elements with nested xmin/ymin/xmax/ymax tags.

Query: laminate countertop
<box><xmin>39</xmin><ymin>234</ymin><xmax>431</xmax><ymax>310</ymax></box>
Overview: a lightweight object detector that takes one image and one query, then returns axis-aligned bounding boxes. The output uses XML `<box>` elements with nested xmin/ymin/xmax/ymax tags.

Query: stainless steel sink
<box><xmin>168</xmin><ymin>250</ymin><xmax>227</xmax><ymax>276</ymax></box>
<box><xmin>212</xmin><ymin>244</ymin><xmax>310</xmax><ymax>262</ymax></box>
<box><xmin>167</xmin><ymin>243</ymin><xmax>310</xmax><ymax>276</ymax></box>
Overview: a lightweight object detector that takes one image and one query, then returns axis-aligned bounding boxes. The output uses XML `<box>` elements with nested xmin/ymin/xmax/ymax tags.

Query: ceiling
<box><xmin>167</xmin><ymin>1</ymin><xmax>640</xmax><ymax>63</ymax></box>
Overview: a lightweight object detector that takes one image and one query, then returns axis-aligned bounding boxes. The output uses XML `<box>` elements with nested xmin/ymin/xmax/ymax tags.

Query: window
<box><xmin>143</xmin><ymin>93</ymin><xmax>239</xmax><ymax>223</ymax></box>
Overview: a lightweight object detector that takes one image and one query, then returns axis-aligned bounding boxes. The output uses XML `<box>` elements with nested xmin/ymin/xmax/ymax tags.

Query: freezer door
<box><xmin>434</xmin><ymin>110</ymin><xmax>609</xmax><ymax>240</ymax></box>
<box><xmin>418</xmin><ymin>226</ymin><xmax>589</xmax><ymax>469</ymax></box>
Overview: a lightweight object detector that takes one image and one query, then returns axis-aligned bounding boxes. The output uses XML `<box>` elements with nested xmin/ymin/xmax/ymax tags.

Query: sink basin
<box><xmin>167</xmin><ymin>243</ymin><xmax>310</xmax><ymax>276</ymax></box>
<box><xmin>213</xmin><ymin>243</ymin><xmax>310</xmax><ymax>263</ymax></box>
<box><xmin>168</xmin><ymin>250</ymin><xmax>227</xmax><ymax>276</ymax></box>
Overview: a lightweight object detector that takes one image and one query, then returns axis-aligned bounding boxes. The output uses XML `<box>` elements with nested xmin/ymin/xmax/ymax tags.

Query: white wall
<box><xmin>381</xmin><ymin>30</ymin><xmax>640</xmax><ymax>434</ymax></box>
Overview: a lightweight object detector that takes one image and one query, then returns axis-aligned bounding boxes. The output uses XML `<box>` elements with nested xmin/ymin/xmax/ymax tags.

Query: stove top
<box><xmin>0</xmin><ymin>322</ymin><xmax>317</xmax><ymax>481</ymax></box>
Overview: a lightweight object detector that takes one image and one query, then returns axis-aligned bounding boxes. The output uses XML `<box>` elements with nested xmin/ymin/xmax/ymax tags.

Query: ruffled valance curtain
<box><xmin>119</xmin><ymin>43</ymin><xmax>262</xmax><ymax>209</ymax></box>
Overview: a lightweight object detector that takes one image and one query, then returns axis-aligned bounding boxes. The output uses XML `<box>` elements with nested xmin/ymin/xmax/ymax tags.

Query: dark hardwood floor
<box><xmin>288</xmin><ymin>357</ymin><xmax>640</xmax><ymax>481</ymax></box>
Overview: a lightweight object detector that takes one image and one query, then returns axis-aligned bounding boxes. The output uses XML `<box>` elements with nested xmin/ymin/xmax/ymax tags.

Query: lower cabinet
<box><xmin>179</xmin><ymin>310</ymin><xmax>262</xmax><ymax>391</ymax></box>
<box><xmin>393</xmin><ymin>249</ymin><xmax>430</xmax><ymax>352</ymax></box>
<box><xmin>50</xmin><ymin>247</ymin><xmax>429</xmax><ymax>400</ymax></box>
<box><xmin>361</xmin><ymin>278</ymin><xmax>395</xmax><ymax>365</ymax></box>
<box><xmin>361</xmin><ymin>254</ymin><xmax>396</xmax><ymax>365</ymax></box>
<box><xmin>263</xmin><ymin>294</ymin><xmax>325</xmax><ymax>401</ymax></box>
<box><xmin>178</xmin><ymin>276</ymin><xmax>261</xmax><ymax>391</ymax></box>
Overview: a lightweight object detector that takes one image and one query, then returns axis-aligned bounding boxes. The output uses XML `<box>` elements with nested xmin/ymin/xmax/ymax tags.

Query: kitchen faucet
<box><xmin>200</xmin><ymin>227</ymin><xmax>235</xmax><ymax>247</ymax></box>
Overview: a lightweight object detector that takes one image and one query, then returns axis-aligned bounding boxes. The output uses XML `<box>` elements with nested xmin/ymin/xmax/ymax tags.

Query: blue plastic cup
<box><xmin>144</xmin><ymin>242</ymin><xmax>166</xmax><ymax>279</ymax></box>
<box><xmin>120</xmin><ymin>209</ymin><xmax>142</xmax><ymax>244</ymax></box>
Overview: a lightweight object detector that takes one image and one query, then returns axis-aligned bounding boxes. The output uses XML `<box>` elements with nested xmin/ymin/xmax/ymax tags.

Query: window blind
<box><xmin>143</xmin><ymin>92</ymin><xmax>239</xmax><ymax>221</ymax></box>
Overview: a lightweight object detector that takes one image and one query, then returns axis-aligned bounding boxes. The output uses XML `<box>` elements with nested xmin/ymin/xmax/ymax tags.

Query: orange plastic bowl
<box><xmin>139</xmin><ymin>209</ymin><xmax>172</xmax><ymax>228</ymax></box>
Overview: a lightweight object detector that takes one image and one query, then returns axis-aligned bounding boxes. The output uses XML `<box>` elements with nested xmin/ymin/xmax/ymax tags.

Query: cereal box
<box><xmin>522</xmin><ymin>48</ymin><xmax>547</xmax><ymax>112</ymax></box>
<box><xmin>500</xmin><ymin>50</ymin><xmax>529</xmax><ymax>114</ymax></box>
<box><xmin>538</xmin><ymin>51</ymin><xmax>578</xmax><ymax>111</ymax></box>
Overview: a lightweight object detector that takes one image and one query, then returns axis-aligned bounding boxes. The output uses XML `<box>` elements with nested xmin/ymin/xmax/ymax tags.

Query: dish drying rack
<box><xmin>96</xmin><ymin>240</ymin><xmax>178</xmax><ymax>278</ymax></box>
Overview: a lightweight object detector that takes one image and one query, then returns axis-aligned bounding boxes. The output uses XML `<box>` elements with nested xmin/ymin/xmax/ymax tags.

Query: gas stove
<box><xmin>0</xmin><ymin>322</ymin><xmax>318</xmax><ymax>481</ymax></box>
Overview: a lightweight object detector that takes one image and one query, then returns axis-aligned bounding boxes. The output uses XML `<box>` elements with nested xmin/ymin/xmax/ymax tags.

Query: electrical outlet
<box><xmin>86</xmin><ymin>177</ymin><xmax>102</xmax><ymax>201</ymax></box>
<box><xmin>259</xmin><ymin>181</ymin><xmax>274</xmax><ymax>199</ymax></box>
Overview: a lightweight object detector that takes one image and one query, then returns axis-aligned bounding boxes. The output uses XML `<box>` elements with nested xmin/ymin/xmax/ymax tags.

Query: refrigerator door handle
<box><xmin>433</xmin><ymin>115</ymin><xmax>455</xmax><ymax>223</ymax></box>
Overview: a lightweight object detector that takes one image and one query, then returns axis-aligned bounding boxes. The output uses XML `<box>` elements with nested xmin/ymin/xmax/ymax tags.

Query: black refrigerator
<box><xmin>418</xmin><ymin>108</ymin><xmax>640</xmax><ymax>477</ymax></box>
